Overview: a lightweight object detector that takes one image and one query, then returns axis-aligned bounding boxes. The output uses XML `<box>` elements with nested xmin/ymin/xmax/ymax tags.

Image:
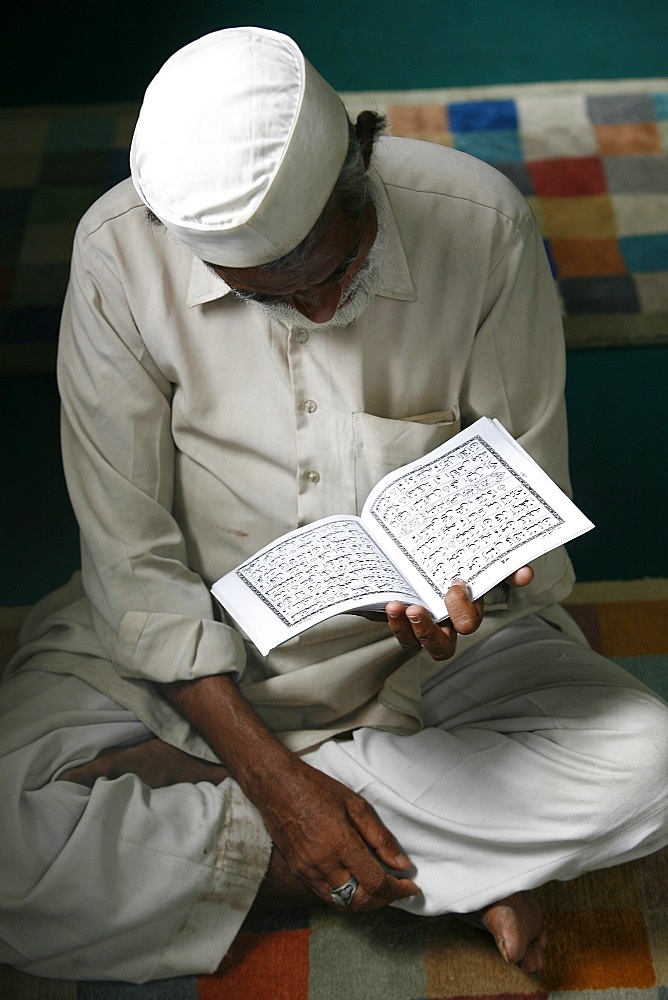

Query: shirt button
<box><xmin>304</xmin><ymin>469</ymin><xmax>320</xmax><ymax>484</ymax></box>
<box><xmin>302</xmin><ymin>399</ymin><xmax>317</xmax><ymax>414</ymax></box>
<box><xmin>295</xmin><ymin>329</ymin><xmax>309</xmax><ymax>344</ymax></box>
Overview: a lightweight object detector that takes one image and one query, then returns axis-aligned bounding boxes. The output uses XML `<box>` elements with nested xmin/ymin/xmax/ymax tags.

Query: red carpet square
<box><xmin>201</xmin><ymin>927</ymin><xmax>310</xmax><ymax>1000</ymax></box>
<box><xmin>528</xmin><ymin>157</ymin><xmax>608</xmax><ymax>197</ymax></box>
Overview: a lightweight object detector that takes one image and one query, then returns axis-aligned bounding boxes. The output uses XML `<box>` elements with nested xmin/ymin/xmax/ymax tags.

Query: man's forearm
<box><xmin>158</xmin><ymin>672</ymin><xmax>296</xmax><ymax>806</ymax></box>
<box><xmin>159</xmin><ymin>671</ymin><xmax>418</xmax><ymax>911</ymax></box>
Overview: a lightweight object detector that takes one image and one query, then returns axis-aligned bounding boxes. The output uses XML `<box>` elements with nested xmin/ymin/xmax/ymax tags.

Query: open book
<box><xmin>212</xmin><ymin>417</ymin><xmax>594</xmax><ymax>655</ymax></box>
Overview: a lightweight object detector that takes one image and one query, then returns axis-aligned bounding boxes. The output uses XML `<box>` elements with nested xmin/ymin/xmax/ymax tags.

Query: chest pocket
<box><xmin>352</xmin><ymin>405</ymin><xmax>461</xmax><ymax>513</ymax></box>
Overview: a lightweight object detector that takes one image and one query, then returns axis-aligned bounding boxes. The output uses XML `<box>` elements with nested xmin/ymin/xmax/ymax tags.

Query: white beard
<box><xmin>246</xmin><ymin>187</ymin><xmax>389</xmax><ymax>332</ymax></box>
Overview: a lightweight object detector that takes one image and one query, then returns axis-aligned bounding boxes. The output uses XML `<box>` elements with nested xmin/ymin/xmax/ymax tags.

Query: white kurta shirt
<box><xmin>13</xmin><ymin>136</ymin><xmax>576</xmax><ymax>756</ymax></box>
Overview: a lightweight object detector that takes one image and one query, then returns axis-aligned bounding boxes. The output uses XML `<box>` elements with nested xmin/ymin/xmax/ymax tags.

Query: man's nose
<box><xmin>292</xmin><ymin>283</ymin><xmax>342</xmax><ymax>324</ymax></box>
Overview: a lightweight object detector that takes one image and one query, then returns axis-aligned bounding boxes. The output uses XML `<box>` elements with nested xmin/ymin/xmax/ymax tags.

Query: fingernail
<box><xmin>393</xmin><ymin>852</ymin><xmax>410</xmax><ymax>868</ymax></box>
<box><xmin>498</xmin><ymin>938</ymin><xmax>510</xmax><ymax>963</ymax></box>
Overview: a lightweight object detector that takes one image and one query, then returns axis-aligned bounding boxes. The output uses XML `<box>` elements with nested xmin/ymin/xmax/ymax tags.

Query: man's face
<box><xmin>212</xmin><ymin>198</ymin><xmax>382</xmax><ymax>328</ymax></box>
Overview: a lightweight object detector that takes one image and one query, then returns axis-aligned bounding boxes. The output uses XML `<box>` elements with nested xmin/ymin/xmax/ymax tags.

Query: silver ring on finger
<box><xmin>329</xmin><ymin>875</ymin><xmax>359</xmax><ymax>907</ymax></box>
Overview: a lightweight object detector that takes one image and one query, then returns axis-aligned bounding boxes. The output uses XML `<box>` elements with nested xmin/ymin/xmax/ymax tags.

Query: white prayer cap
<box><xmin>130</xmin><ymin>27</ymin><xmax>351</xmax><ymax>267</ymax></box>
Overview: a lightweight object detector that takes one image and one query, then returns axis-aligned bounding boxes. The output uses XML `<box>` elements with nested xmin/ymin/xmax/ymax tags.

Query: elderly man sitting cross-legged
<box><xmin>0</xmin><ymin>27</ymin><xmax>666</xmax><ymax>984</ymax></box>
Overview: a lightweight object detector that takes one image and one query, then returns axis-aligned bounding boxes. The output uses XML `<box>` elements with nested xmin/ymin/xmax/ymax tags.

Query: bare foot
<box><xmin>463</xmin><ymin>890</ymin><xmax>547</xmax><ymax>974</ymax></box>
<box><xmin>56</xmin><ymin>737</ymin><xmax>231</xmax><ymax>788</ymax></box>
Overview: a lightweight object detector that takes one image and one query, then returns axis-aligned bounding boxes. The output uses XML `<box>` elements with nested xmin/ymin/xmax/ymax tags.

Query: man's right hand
<box><xmin>256</xmin><ymin>753</ymin><xmax>419</xmax><ymax>910</ymax></box>
<box><xmin>160</xmin><ymin>672</ymin><xmax>418</xmax><ymax>912</ymax></box>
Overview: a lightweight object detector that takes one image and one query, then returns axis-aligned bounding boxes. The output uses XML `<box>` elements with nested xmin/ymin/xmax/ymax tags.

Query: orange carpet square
<box><xmin>200</xmin><ymin>927</ymin><xmax>310</xmax><ymax>1000</ymax></box>
<box><xmin>389</xmin><ymin>103</ymin><xmax>447</xmax><ymax>136</ymax></box>
<box><xmin>549</xmin><ymin>237</ymin><xmax>627</xmax><ymax>277</ymax></box>
<box><xmin>541</xmin><ymin>907</ymin><xmax>655</xmax><ymax>990</ymax></box>
<box><xmin>597</xmin><ymin>599</ymin><xmax>668</xmax><ymax>656</ymax></box>
<box><xmin>595</xmin><ymin>123</ymin><xmax>663</xmax><ymax>155</ymax></box>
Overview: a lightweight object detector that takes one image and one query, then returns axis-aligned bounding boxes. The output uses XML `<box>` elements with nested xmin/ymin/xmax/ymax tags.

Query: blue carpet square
<box><xmin>448</xmin><ymin>99</ymin><xmax>518</xmax><ymax>132</ymax></box>
<box><xmin>619</xmin><ymin>233</ymin><xmax>668</xmax><ymax>272</ymax></box>
<box><xmin>454</xmin><ymin>128</ymin><xmax>523</xmax><ymax>164</ymax></box>
<box><xmin>652</xmin><ymin>92</ymin><xmax>668</xmax><ymax>120</ymax></box>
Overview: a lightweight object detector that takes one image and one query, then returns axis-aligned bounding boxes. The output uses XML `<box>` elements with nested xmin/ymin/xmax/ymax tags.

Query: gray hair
<box><xmin>254</xmin><ymin>112</ymin><xmax>386</xmax><ymax>281</ymax></box>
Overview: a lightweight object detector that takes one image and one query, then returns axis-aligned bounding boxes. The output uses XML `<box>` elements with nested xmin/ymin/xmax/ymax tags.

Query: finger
<box><xmin>349</xmin><ymin>872</ymin><xmax>420</xmax><ymax>911</ymax></box>
<box><xmin>322</xmin><ymin>866</ymin><xmax>419</xmax><ymax>912</ymax></box>
<box><xmin>332</xmin><ymin>797</ymin><xmax>420</xmax><ymax>909</ymax></box>
<box><xmin>345</xmin><ymin>793</ymin><xmax>412</xmax><ymax>871</ymax></box>
<box><xmin>505</xmin><ymin>565</ymin><xmax>534</xmax><ymax>588</ymax></box>
<box><xmin>404</xmin><ymin>605</ymin><xmax>458</xmax><ymax>660</ymax></box>
<box><xmin>444</xmin><ymin>580</ymin><xmax>484</xmax><ymax>634</ymax></box>
<box><xmin>385</xmin><ymin>602</ymin><xmax>422</xmax><ymax>651</ymax></box>
<box><xmin>386</xmin><ymin>601</ymin><xmax>458</xmax><ymax>660</ymax></box>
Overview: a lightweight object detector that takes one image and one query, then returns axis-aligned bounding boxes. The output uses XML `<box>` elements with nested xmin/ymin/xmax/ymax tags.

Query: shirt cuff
<box><xmin>115</xmin><ymin>611</ymin><xmax>247</xmax><ymax>682</ymax></box>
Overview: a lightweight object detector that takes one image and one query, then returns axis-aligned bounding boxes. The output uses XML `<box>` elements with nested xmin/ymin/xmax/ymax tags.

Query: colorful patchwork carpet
<box><xmin>0</xmin><ymin>580</ymin><xmax>666</xmax><ymax>998</ymax></box>
<box><xmin>1</xmin><ymin>80</ymin><xmax>667</xmax><ymax>375</ymax></box>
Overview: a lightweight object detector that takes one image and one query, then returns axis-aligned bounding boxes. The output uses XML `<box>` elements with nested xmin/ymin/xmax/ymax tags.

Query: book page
<box><xmin>363</xmin><ymin>417</ymin><xmax>594</xmax><ymax>607</ymax></box>
<box><xmin>211</xmin><ymin>516</ymin><xmax>422</xmax><ymax>655</ymax></box>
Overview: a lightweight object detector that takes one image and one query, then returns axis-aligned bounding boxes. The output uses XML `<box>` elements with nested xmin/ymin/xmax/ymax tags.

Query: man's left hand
<box><xmin>385</xmin><ymin>566</ymin><xmax>534</xmax><ymax>661</ymax></box>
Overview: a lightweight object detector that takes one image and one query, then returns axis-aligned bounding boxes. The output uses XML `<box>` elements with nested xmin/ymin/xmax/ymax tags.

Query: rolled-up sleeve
<box><xmin>58</xmin><ymin>223</ymin><xmax>246</xmax><ymax>683</ymax></box>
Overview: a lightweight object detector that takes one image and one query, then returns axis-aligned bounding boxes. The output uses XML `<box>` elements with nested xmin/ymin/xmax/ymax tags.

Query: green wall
<box><xmin>4</xmin><ymin>0</ymin><xmax>668</xmax><ymax>107</ymax></box>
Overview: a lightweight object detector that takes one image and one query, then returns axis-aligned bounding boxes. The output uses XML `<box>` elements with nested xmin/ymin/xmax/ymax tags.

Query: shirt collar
<box><xmin>186</xmin><ymin>167</ymin><xmax>416</xmax><ymax>308</ymax></box>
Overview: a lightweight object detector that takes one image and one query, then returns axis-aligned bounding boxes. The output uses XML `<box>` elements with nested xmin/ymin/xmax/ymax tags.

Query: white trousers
<box><xmin>1</xmin><ymin>615</ymin><xmax>667</xmax><ymax>982</ymax></box>
<box><xmin>307</xmin><ymin>615</ymin><xmax>668</xmax><ymax>913</ymax></box>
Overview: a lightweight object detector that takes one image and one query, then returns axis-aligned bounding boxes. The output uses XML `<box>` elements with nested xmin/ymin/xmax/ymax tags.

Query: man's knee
<box><xmin>596</xmin><ymin>686</ymin><xmax>668</xmax><ymax>825</ymax></box>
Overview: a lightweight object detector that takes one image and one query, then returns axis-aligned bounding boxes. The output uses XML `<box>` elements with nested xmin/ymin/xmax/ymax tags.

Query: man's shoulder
<box><xmin>72</xmin><ymin>178</ymin><xmax>190</xmax><ymax>275</ymax></box>
<box><xmin>374</xmin><ymin>135</ymin><xmax>530</xmax><ymax>222</ymax></box>
<box><xmin>75</xmin><ymin>178</ymin><xmax>148</xmax><ymax>242</ymax></box>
